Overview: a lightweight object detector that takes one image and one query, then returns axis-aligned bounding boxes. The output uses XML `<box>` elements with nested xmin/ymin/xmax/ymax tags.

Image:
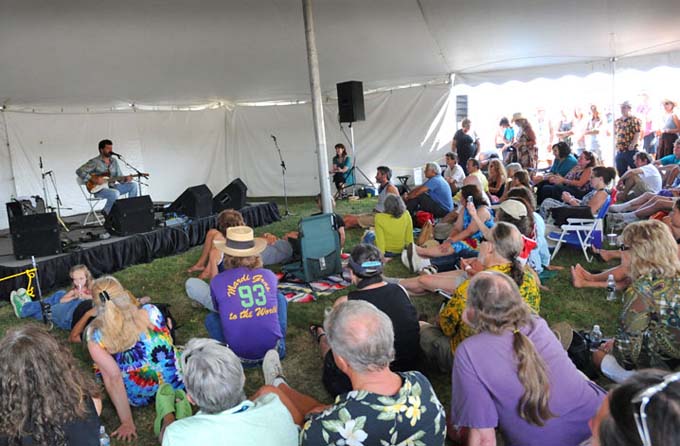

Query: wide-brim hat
<box><xmin>213</xmin><ymin>226</ymin><xmax>267</xmax><ymax>257</ymax></box>
<box><xmin>662</xmin><ymin>98</ymin><xmax>677</xmax><ymax>107</ymax></box>
<box><xmin>620</xmin><ymin>100</ymin><xmax>632</xmax><ymax>109</ymax></box>
<box><xmin>551</xmin><ymin>322</ymin><xmax>574</xmax><ymax>351</ymax></box>
<box><xmin>511</xmin><ymin>112</ymin><xmax>525</xmax><ymax>123</ymax></box>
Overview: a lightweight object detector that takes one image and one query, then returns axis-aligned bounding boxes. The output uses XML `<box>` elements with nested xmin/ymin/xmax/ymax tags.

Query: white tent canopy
<box><xmin>1</xmin><ymin>0</ymin><xmax>680</xmax><ymax>229</ymax></box>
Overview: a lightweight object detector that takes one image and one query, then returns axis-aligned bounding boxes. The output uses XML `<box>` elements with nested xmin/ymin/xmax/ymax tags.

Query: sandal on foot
<box><xmin>174</xmin><ymin>389</ymin><xmax>192</xmax><ymax>420</ymax></box>
<box><xmin>309</xmin><ymin>324</ymin><xmax>326</xmax><ymax>344</ymax></box>
<box><xmin>154</xmin><ymin>383</ymin><xmax>176</xmax><ymax>436</ymax></box>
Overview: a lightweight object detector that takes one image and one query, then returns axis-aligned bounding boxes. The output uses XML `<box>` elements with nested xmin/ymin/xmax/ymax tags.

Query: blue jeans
<box><xmin>204</xmin><ymin>292</ymin><xmax>288</xmax><ymax>365</ymax></box>
<box><xmin>95</xmin><ymin>181</ymin><xmax>140</xmax><ymax>214</ymax></box>
<box><xmin>20</xmin><ymin>290</ymin><xmax>81</xmax><ymax>330</ymax></box>
<box><xmin>430</xmin><ymin>248</ymin><xmax>478</xmax><ymax>272</ymax></box>
<box><xmin>615</xmin><ymin>149</ymin><xmax>638</xmax><ymax>177</ymax></box>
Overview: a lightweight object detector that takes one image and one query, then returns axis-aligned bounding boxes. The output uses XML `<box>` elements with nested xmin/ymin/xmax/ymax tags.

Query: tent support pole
<box><xmin>302</xmin><ymin>0</ymin><xmax>333</xmax><ymax>214</ymax></box>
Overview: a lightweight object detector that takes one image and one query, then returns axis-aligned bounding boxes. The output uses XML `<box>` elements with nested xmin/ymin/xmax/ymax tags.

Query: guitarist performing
<box><xmin>76</xmin><ymin>139</ymin><xmax>143</xmax><ymax>215</ymax></box>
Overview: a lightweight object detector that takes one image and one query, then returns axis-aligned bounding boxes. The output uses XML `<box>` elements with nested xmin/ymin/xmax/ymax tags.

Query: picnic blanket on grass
<box><xmin>276</xmin><ymin>271</ymin><xmax>351</xmax><ymax>303</ymax></box>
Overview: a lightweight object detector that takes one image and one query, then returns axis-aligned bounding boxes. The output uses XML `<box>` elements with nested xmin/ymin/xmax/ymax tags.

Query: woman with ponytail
<box><xmin>309</xmin><ymin>244</ymin><xmax>421</xmax><ymax>397</ymax></box>
<box><xmin>87</xmin><ymin>276</ymin><xmax>183</xmax><ymax>442</ymax></box>
<box><xmin>420</xmin><ymin>222</ymin><xmax>541</xmax><ymax>372</ymax></box>
<box><xmin>450</xmin><ymin>271</ymin><xmax>606</xmax><ymax>446</ymax></box>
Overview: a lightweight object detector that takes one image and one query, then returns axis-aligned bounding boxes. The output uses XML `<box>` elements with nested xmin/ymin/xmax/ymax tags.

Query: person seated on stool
<box><xmin>404</xmin><ymin>162</ymin><xmax>453</xmax><ymax>218</ymax></box>
<box><xmin>76</xmin><ymin>139</ymin><xmax>139</xmax><ymax>215</ymax></box>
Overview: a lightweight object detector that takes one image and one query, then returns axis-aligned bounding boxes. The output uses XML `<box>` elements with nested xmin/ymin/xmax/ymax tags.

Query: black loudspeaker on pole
<box><xmin>337</xmin><ymin>81</ymin><xmax>365</xmax><ymax>123</ymax></box>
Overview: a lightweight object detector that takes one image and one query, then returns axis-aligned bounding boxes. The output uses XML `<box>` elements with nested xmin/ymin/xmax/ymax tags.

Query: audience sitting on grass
<box><xmin>369</xmin><ymin>194</ymin><xmax>413</xmax><ymax>256</ymax></box>
<box><xmin>653</xmin><ymin>138</ymin><xmax>680</xmax><ymax>186</ymax></box>
<box><xmin>156</xmin><ymin>339</ymin><xmax>298</xmax><ymax>446</ymax></box>
<box><xmin>0</xmin><ymin>325</ymin><xmax>102</xmax><ymax>446</ymax></box>
<box><xmin>487</xmin><ymin>158</ymin><xmax>507</xmax><ymax>200</ymax></box>
<box><xmin>186</xmin><ymin>226</ymin><xmax>287</xmax><ymax>364</ymax></box>
<box><xmin>443</xmin><ymin>151</ymin><xmax>466</xmax><ymax>195</ymax></box>
<box><xmin>608</xmin><ymin>169</ymin><xmax>680</xmax><ymax>225</ymax></box>
<box><xmin>539</xmin><ymin>166</ymin><xmax>616</xmax><ymax>226</ymax></box>
<box><xmin>505</xmin><ymin>186</ymin><xmax>552</xmax><ymax>274</ymax></box>
<box><xmin>309</xmin><ymin>244</ymin><xmax>421</xmax><ymax>397</ymax></box>
<box><xmin>400</xmin><ymin>198</ymin><xmax>542</xmax><ymax>295</ymax></box>
<box><xmin>537</xmin><ymin>150</ymin><xmax>597</xmax><ymax>205</ymax></box>
<box><xmin>11</xmin><ymin>264</ymin><xmax>93</xmax><ymax>331</ymax></box>
<box><xmin>404</xmin><ymin>162</ymin><xmax>454</xmax><ymax>218</ymax></box>
<box><xmin>403</xmin><ymin>184</ymin><xmax>494</xmax><ymax>274</ymax></box>
<box><xmin>418</xmin><ymin>222</ymin><xmax>541</xmax><ymax>372</ymax></box>
<box><xmin>588</xmin><ymin>369</ymin><xmax>680</xmax><ymax>446</ymax></box>
<box><xmin>498</xmin><ymin>163</ymin><xmax>524</xmax><ymax>201</ymax></box>
<box><xmin>466</xmin><ymin>158</ymin><xmax>489</xmax><ymax>194</ymax></box>
<box><xmin>450</xmin><ymin>271</ymin><xmax>605</xmax><ymax>446</ymax></box>
<box><xmin>87</xmin><ymin>276</ymin><xmax>183</xmax><ymax>441</ymax></box>
<box><xmin>259</xmin><ymin>300</ymin><xmax>447</xmax><ymax>446</ymax></box>
<box><xmin>591</xmin><ymin>220</ymin><xmax>680</xmax><ymax>383</ymax></box>
<box><xmin>187</xmin><ymin>209</ymin><xmax>245</xmax><ymax>278</ymax></box>
<box><xmin>342</xmin><ymin>165</ymin><xmax>400</xmax><ymax>229</ymax></box>
<box><xmin>616</xmin><ymin>151</ymin><xmax>663</xmax><ymax>202</ymax></box>
<box><xmin>433</xmin><ymin>174</ymin><xmax>489</xmax><ymax>241</ymax></box>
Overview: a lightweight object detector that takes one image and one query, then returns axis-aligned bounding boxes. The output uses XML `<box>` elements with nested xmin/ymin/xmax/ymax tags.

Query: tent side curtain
<box><xmin>0</xmin><ymin>83</ymin><xmax>454</xmax><ymax>229</ymax></box>
<box><xmin>454</xmin><ymin>49</ymin><xmax>680</xmax><ymax>86</ymax></box>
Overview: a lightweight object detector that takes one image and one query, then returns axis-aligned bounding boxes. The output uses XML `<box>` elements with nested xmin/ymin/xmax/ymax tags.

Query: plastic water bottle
<box><xmin>590</xmin><ymin>325</ymin><xmax>603</xmax><ymax>349</ymax></box>
<box><xmin>99</xmin><ymin>426</ymin><xmax>110</xmax><ymax>446</ymax></box>
<box><xmin>606</xmin><ymin>274</ymin><xmax>617</xmax><ymax>301</ymax></box>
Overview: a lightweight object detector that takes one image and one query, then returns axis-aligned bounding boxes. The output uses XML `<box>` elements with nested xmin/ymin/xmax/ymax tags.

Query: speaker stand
<box><xmin>341</xmin><ymin>124</ymin><xmax>375</xmax><ymax>197</ymax></box>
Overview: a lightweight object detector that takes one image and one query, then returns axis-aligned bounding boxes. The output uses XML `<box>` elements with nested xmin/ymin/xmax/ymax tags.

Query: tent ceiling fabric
<box><xmin>2</xmin><ymin>0</ymin><xmax>679</xmax><ymax>107</ymax></box>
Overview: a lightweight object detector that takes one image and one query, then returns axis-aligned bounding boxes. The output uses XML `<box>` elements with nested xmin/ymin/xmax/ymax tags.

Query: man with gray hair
<box><xmin>405</xmin><ymin>162</ymin><xmax>453</xmax><ymax>218</ymax></box>
<box><xmin>157</xmin><ymin>338</ymin><xmax>298</xmax><ymax>446</ymax></box>
<box><xmin>299</xmin><ymin>300</ymin><xmax>446</xmax><ymax>445</ymax></box>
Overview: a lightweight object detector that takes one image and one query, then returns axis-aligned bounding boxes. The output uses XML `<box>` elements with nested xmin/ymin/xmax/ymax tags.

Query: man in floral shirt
<box><xmin>614</xmin><ymin>101</ymin><xmax>642</xmax><ymax>177</ymax></box>
<box><xmin>300</xmin><ymin>300</ymin><xmax>446</xmax><ymax>446</ymax></box>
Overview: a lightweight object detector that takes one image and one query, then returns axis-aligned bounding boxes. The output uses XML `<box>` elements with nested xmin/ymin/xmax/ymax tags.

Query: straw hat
<box><xmin>551</xmin><ymin>322</ymin><xmax>574</xmax><ymax>351</ymax></box>
<box><xmin>662</xmin><ymin>98</ymin><xmax>677</xmax><ymax>108</ymax></box>
<box><xmin>511</xmin><ymin>112</ymin><xmax>525</xmax><ymax>123</ymax></box>
<box><xmin>213</xmin><ymin>226</ymin><xmax>266</xmax><ymax>257</ymax></box>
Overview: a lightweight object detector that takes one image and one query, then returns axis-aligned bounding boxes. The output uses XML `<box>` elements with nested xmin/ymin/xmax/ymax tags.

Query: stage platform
<box><xmin>0</xmin><ymin>202</ymin><xmax>280</xmax><ymax>300</ymax></box>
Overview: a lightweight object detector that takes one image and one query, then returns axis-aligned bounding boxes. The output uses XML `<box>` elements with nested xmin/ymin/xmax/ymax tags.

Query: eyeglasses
<box><xmin>631</xmin><ymin>371</ymin><xmax>680</xmax><ymax>446</ymax></box>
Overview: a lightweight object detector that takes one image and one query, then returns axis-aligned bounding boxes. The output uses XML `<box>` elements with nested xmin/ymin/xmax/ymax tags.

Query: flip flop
<box><xmin>309</xmin><ymin>323</ymin><xmax>326</xmax><ymax>344</ymax></box>
<box><xmin>154</xmin><ymin>383</ymin><xmax>176</xmax><ymax>436</ymax></box>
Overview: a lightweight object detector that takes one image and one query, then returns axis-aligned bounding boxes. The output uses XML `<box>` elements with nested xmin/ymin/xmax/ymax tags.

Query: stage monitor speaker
<box><xmin>456</xmin><ymin>95</ymin><xmax>468</xmax><ymax>122</ymax></box>
<box><xmin>107</xmin><ymin>195</ymin><xmax>155</xmax><ymax>236</ymax></box>
<box><xmin>213</xmin><ymin>178</ymin><xmax>247</xmax><ymax>212</ymax></box>
<box><xmin>9</xmin><ymin>212</ymin><xmax>62</xmax><ymax>260</ymax></box>
<box><xmin>337</xmin><ymin>81</ymin><xmax>365</xmax><ymax>123</ymax></box>
<box><xmin>167</xmin><ymin>185</ymin><xmax>213</xmax><ymax>218</ymax></box>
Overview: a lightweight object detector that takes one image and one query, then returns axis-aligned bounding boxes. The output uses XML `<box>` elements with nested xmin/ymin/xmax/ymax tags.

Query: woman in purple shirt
<box><xmin>450</xmin><ymin>271</ymin><xmax>605</xmax><ymax>446</ymax></box>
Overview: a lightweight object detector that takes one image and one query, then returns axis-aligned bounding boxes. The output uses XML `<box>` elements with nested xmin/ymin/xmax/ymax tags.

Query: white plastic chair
<box><xmin>547</xmin><ymin>195</ymin><xmax>612</xmax><ymax>262</ymax></box>
<box><xmin>76</xmin><ymin>177</ymin><xmax>105</xmax><ymax>226</ymax></box>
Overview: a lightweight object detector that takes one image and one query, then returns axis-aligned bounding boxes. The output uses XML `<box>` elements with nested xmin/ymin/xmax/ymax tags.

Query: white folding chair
<box><xmin>76</xmin><ymin>177</ymin><xmax>105</xmax><ymax>226</ymax></box>
<box><xmin>547</xmin><ymin>195</ymin><xmax>612</xmax><ymax>262</ymax></box>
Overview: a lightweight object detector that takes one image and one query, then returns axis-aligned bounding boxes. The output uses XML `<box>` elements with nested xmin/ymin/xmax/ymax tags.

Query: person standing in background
<box><xmin>452</xmin><ymin>118</ymin><xmax>479</xmax><ymax>175</ymax></box>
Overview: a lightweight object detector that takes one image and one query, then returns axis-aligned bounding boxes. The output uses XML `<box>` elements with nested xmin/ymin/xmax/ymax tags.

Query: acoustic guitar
<box><xmin>86</xmin><ymin>172</ymin><xmax>149</xmax><ymax>193</ymax></box>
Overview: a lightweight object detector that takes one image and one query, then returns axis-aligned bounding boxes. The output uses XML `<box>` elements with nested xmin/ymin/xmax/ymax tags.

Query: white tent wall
<box><xmin>0</xmin><ymin>83</ymin><xmax>453</xmax><ymax>229</ymax></box>
<box><xmin>227</xmin><ymin>83</ymin><xmax>454</xmax><ymax>198</ymax></box>
<box><xmin>0</xmin><ymin>109</ymin><xmax>226</xmax><ymax>229</ymax></box>
<box><xmin>0</xmin><ymin>113</ymin><xmax>15</xmax><ymax>230</ymax></box>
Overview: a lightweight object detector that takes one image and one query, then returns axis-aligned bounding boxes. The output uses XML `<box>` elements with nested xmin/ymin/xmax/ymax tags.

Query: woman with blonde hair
<box><xmin>593</xmin><ymin>220</ymin><xmax>680</xmax><ymax>383</ymax></box>
<box><xmin>0</xmin><ymin>325</ymin><xmax>102</xmax><ymax>445</ymax></box>
<box><xmin>487</xmin><ymin>158</ymin><xmax>507</xmax><ymax>200</ymax></box>
<box><xmin>450</xmin><ymin>271</ymin><xmax>605</xmax><ymax>446</ymax></box>
<box><xmin>87</xmin><ymin>276</ymin><xmax>183</xmax><ymax>441</ymax></box>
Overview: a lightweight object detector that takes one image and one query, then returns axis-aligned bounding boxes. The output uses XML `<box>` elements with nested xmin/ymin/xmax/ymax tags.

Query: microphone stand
<box><xmin>271</xmin><ymin>135</ymin><xmax>293</xmax><ymax>217</ymax></box>
<box><xmin>39</xmin><ymin>156</ymin><xmax>70</xmax><ymax>232</ymax></box>
<box><xmin>113</xmin><ymin>154</ymin><xmax>149</xmax><ymax>195</ymax></box>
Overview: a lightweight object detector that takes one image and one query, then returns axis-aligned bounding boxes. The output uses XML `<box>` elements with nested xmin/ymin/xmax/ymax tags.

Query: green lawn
<box><xmin>0</xmin><ymin>196</ymin><xmax>619</xmax><ymax>445</ymax></box>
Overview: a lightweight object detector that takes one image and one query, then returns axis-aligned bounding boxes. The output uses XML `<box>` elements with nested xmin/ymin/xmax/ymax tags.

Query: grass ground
<box><xmin>0</xmin><ymin>196</ymin><xmax>620</xmax><ymax>445</ymax></box>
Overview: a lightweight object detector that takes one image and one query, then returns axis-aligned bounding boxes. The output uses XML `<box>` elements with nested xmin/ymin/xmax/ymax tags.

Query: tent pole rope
<box><xmin>302</xmin><ymin>0</ymin><xmax>333</xmax><ymax>214</ymax></box>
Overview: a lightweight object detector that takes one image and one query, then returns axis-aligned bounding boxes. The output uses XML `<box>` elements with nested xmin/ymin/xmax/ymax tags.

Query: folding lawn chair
<box><xmin>282</xmin><ymin>213</ymin><xmax>342</xmax><ymax>283</ymax></box>
<box><xmin>547</xmin><ymin>195</ymin><xmax>612</xmax><ymax>262</ymax></box>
